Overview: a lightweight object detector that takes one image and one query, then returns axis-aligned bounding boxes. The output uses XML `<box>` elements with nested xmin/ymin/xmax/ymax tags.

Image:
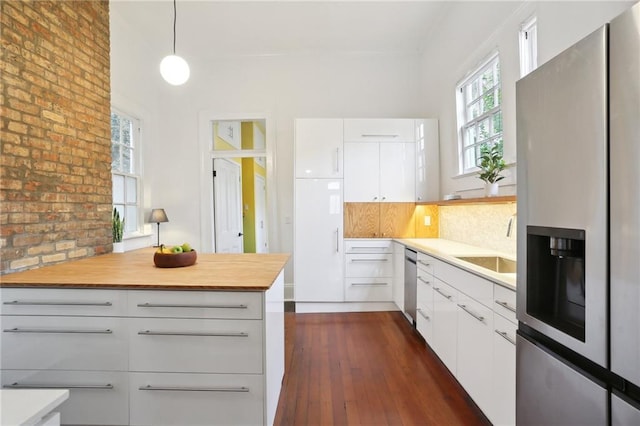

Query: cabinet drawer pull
<box><xmin>138</xmin><ymin>330</ymin><xmax>248</xmax><ymax>337</ymax></box>
<box><xmin>495</xmin><ymin>329</ymin><xmax>516</xmax><ymax>346</ymax></box>
<box><xmin>5</xmin><ymin>382</ymin><xmax>113</xmax><ymax>390</ymax></box>
<box><xmin>458</xmin><ymin>304</ymin><xmax>485</xmax><ymax>323</ymax></box>
<box><xmin>350</xmin><ymin>282</ymin><xmax>388</xmax><ymax>286</ymax></box>
<box><xmin>417</xmin><ymin>260</ymin><xmax>431</xmax><ymax>267</ymax></box>
<box><xmin>417</xmin><ymin>277</ymin><xmax>431</xmax><ymax>286</ymax></box>
<box><xmin>335</xmin><ymin>147</ymin><xmax>340</xmax><ymax>173</ymax></box>
<box><xmin>433</xmin><ymin>288</ymin><xmax>452</xmax><ymax>300</ymax></box>
<box><xmin>495</xmin><ymin>300</ymin><xmax>516</xmax><ymax>313</ymax></box>
<box><xmin>3</xmin><ymin>327</ymin><xmax>113</xmax><ymax>334</ymax></box>
<box><xmin>350</xmin><ymin>258</ymin><xmax>389</xmax><ymax>262</ymax></box>
<box><xmin>139</xmin><ymin>385</ymin><xmax>249</xmax><ymax>393</ymax></box>
<box><xmin>361</xmin><ymin>134</ymin><xmax>399</xmax><ymax>138</ymax></box>
<box><xmin>349</xmin><ymin>246</ymin><xmax>389</xmax><ymax>250</ymax></box>
<box><xmin>4</xmin><ymin>300</ymin><xmax>112</xmax><ymax>307</ymax></box>
<box><xmin>136</xmin><ymin>303</ymin><xmax>247</xmax><ymax>309</ymax></box>
<box><xmin>416</xmin><ymin>308</ymin><xmax>430</xmax><ymax>321</ymax></box>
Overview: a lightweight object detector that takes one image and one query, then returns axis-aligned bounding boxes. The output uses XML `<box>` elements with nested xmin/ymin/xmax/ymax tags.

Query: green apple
<box><xmin>171</xmin><ymin>245</ymin><xmax>184</xmax><ymax>254</ymax></box>
<box><xmin>181</xmin><ymin>242</ymin><xmax>192</xmax><ymax>252</ymax></box>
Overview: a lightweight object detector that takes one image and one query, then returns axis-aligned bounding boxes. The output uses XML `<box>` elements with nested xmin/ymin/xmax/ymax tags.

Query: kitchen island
<box><xmin>0</xmin><ymin>249</ymin><xmax>289</xmax><ymax>426</ymax></box>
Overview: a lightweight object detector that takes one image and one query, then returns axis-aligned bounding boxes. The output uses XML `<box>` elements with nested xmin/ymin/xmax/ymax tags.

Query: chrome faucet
<box><xmin>506</xmin><ymin>212</ymin><xmax>517</xmax><ymax>237</ymax></box>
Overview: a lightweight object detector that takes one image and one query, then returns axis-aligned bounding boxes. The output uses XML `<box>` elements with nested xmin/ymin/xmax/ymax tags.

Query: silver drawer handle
<box><xmin>139</xmin><ymin>385</ymin><xmax>249</xmax><ymax>393</ymax></box>
<box><xmin>495</xmin><ymin>329</ymin><xmax>516</xmax><ymax>346</ymax></box>
<box><xmin>5</xmin><ymin>382</ymin><xmax>113</xmax><ymax>390</ymax></box>
<box><xmin>458</xmin><ymin>304</ymin><xmax>485</xmax><ymax>323</ymax></box>
<box><xmin>4</xmin><ymin>327</ymin><xmax>112</xmax><ymax>334</ymax></box>
<box><xmin>137</xmin><ymin>303</ymin><xmax>247</xmax><ymax>309</ymax></box>
<box><xmin>417</xmin><ymin>277</ymin><xmax>431</xmax><ymax>286</ymax></box>
<box><xmin>433</xmin><ymin>287</ymin><xmax>452</xmax><ymax>300</ymax></box>
<box><xmin>351</xmin><ymin>282</ymin><xmax>388</xmax><ymax>286</ymax></box>
<box><xmin>361</xmin><ymin>134</ymin><xmax>399</xmax><ymax>138</ymax></box>
<box><xmin>138</xmin><ymin>330</ymin><xmax>248</xmax><ymax>337</ymax></box>
<box><xmin>350</xmin><ymin>258</ymin><xmax>389</xmax><ymax>262</ymax></box>
<box><xmin>416</xmin><ymin>308</ymin><xmax>430</xmax><ymax>321</ymax></box>
<box><xmin>417</xmin><ymin>260</ymin><xmax>431</xmax><ymax>267</ymax></box>
<box><xmin>495</xmin><ymin>300</ymin><xmax>516</xmax><ymax>313</ymax></box>
<box><xmin>4</xmin><ymin>300</ymin><xmax>112</xmax><ymax>307</ymax></box>
<box><xmin>350</xmin><ymin>246</ymin><xmax>390</xmax><ymax>250</ymax></box>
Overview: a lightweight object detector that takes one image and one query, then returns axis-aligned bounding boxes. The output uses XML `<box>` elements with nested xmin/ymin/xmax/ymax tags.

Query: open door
<box><xmin>254</xmin><ymin>174</ymin><xmax>268</xmax><ymax>253</ymax></box>
<box><xmin>213</xmin><ymin>158</ymin><xmax>243</xmax><ymax>253</ymax></box>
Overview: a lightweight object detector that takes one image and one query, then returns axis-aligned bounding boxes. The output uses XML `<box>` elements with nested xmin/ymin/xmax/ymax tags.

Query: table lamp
<box><xmin>149</xmin><ymin>208</ymin><xmax>169</xmax><ymax>247</ymax></box>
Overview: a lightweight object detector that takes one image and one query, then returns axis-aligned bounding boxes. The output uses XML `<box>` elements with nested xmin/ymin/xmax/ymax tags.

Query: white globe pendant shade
<box><xmin>160</xmin><ymin>54</ymin><xmax>190</xmax><ymax>86</ymax></box>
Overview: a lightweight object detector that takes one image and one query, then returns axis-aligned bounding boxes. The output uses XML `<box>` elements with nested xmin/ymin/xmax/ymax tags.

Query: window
<box><xmin>519</xmin><ymin>16</ymin><xmax>538</xmax><ymax>77</ymax></box>
<box><xmin>111</xmin><ymin>109</ymin><xmax>141</xmax><ymax>235</ymax></box>
<box><xmin>456</xmin><ymin>54</ymin><xmax>503</xmax><ymax>174</ymax></box>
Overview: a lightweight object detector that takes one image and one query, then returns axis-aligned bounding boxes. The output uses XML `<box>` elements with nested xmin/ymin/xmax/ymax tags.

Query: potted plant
<box><xmin>112</xmin><ymin>207</ymin><xmax>125</xmax><ymax>253</ymax></box>
<box><xmin>477</xmin><ymin>142</ymin><xmax>506</xmax><ymax>197</ymax></box>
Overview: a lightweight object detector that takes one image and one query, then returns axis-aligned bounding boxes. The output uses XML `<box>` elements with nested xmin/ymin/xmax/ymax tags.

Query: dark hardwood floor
<box><xmin>274</xmin><ymin>311</ymin><xmax>491</xmax><ymax>426</ymax></box>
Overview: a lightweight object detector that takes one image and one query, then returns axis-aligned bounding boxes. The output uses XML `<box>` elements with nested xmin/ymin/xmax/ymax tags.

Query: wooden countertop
<box><xmin>0</xmin><ymin>249</ymin><xmax>290</xmax><ymax>291</ymax></box>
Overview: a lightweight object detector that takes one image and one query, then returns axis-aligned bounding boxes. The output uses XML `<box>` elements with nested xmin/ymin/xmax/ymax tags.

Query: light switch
<box><xmin>424</xmin><ymin>216</ymin><xmax>431</xmax><ymax>226</ymax></box>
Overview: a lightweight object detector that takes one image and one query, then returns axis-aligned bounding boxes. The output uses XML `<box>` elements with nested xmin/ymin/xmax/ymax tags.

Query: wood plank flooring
<box><xmin>274</xmin><ymin>311</ymin><xmax>490</xmax><ymax>426</ymax></box>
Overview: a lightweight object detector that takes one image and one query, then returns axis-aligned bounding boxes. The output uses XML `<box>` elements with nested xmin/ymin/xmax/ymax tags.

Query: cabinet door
<box><xmin>343</xmin><ymin>119</ymin><xmax>415</xmax><ymax>142</ymax></box>
<box><xmin>456</xmin><ymin>293</ymin><xmax>493</xmax><ymax>417</ymax></box>
<box><xmin>431</xmin><ymin>279</ymin><xmax>458</xmax><ymax>375</ymax></box>
<box><xmin>294</xmin><ymin>179</ymin><xmax>344</xmax><ymax>302</ymax></box>
<box><xmin>415</xmin><ymin>119</ymin><xmax>440</xmax><ymax>202</ymax></box>
<box><xmin>295</xmin><ymin>118</ymin><xmax>343</xmax><ymax>178</ymax></box>
<box><xmin>491</xmin><ymin>314</ymin><xmax>516</xmax><ymax>426</ymax></box>
<box><xmin>392</xmin><ymin>242</ymin><xmax>405</xmax><ymax>312</ymax></box>
<box><xmin>344</xmin><ymin>142</ymin><xmax>380</xmax><ymax>202</ymax></box>
<box><xmin>379</xmin><ymin>142</ymin><xmax>415</xmax><ymax>202</ymax></box>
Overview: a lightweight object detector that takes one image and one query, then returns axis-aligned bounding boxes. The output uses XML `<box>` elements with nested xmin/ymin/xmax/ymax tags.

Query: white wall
<box><xmin>420</xmin><ymin>1</ymin><xmax>634</xmax><ymax>199</ymax></box>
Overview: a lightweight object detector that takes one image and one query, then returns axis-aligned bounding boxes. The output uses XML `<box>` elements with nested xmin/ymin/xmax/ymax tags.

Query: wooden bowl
<box><xmin>153</xmin><ymin>250</ymin><xmax>197</xmax><ymax>268</ymax></box>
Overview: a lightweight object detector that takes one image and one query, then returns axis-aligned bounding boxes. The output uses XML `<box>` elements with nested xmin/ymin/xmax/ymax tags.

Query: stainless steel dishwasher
<box><xmin>404</xmin><ymin>248</ymin><xmax>417</xmax><ymax>325</ymax></box>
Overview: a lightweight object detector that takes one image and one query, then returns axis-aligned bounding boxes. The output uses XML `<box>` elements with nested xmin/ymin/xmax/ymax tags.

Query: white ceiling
<box><xmin>110</xmin><ymin>1</ymin><xmax>454</xmax><ymax>59</ymax></box>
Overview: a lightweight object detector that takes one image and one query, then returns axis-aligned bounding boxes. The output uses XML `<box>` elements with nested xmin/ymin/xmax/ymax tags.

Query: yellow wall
<box><xmin>241</xmin><ymin>122</ymin><xmax>257</xmax><ymax>253</ymax></box>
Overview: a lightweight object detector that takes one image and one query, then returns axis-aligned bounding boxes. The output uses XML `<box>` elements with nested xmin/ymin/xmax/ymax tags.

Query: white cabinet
<box><xmin>294</xmin><ymin>178</ymin><xmax>344</xmax><ymax>302</ymax></box>
<box><xmin>392</xmin><ymin>242</ymin><xmax>405</xmax><ymax>313</ymax></box>
<box><xmin>343</xmin><ymin>118</ymin><xmax>415</xmax><ymax>142</ymax></box>
<box><xmin>456</xmin><ymin>293</ymin><xmax>493</xmax><ymax>416</ymax></box>
<box><xmin>344</xmin><ymin>142</ymin><xmax>415</xmax><ymax>202</ymax></box>
<box><xmin>415</xmin><ymin>119</ymin><xmax>440</xmax><ymax>202</ymax></box>
<box><xmin>431</xmin><ymin>279</ymin><xmax>458</xmax><ymax>374</ymax></box>
<box><xmin>295</xmin><ymin>118</ymin><xmax>343</xmax><ymax>178</ymax></box>
<box><xmin>344</xmin><ymin>239</ymin><xmax>393</xmax><ymax>302</ymax></box>
<box><xmin>416</xmin><ymin>253</ymin><xmax>435</xmax><ymax>341</ymax></box>
<box><xmin>491</xmin><ymin>313</ymin><xmax>516</xmax><ymax>426</ymax></box>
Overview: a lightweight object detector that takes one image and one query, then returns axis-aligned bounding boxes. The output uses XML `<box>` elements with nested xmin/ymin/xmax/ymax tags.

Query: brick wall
<box><xmin>0</xmin><ymin>1</ymin><xmax>112</xmax><ymax>274</ymax></box>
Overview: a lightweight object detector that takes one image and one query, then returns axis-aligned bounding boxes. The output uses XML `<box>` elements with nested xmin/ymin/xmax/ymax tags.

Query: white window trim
<box><xmin>455</xmin><ymin>51</ymin><xmax>502</xmax><ymax>176</ymax></box>
<box><xmin>519</xmin><ymin>15</ymin><xmax>538</xmax><ymax>77</ymax></box>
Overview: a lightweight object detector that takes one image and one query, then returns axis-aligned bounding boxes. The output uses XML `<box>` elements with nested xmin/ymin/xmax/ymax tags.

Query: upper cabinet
<box><xmin>415</xmin><ymin>119</ymin><xmax>440</xmax><ymax>202</ymax></box>
<box><xmin>295</xmin><ymin>118</ymin><xmax>343</xmax><ymax>178</ymax></box>
<box><xmin>343</xmin><ymin>119</ymin><xmax>415</xmax><ymax>143</ymax></box>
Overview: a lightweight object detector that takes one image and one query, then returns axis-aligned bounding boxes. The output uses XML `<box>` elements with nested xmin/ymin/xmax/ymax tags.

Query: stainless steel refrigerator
<box><xmin>516</xmin><ymin>2</ymin><xmax>640</xmax><ymax>424</ymax></box>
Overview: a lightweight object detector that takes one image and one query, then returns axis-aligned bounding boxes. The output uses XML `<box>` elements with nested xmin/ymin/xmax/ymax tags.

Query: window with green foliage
<box><xmin>456</xmin><ymin>54</ymin><xmax>503</xmax><ymax>174</ymax></box>
<box><xmin>111</xmin><ymin>109</ymin><xmax>141</xmax><ymax>235</ymax></box>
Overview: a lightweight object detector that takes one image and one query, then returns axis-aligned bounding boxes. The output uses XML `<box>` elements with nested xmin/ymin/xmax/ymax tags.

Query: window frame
<box><xmin>111</xmin><ymin>108</ymin><xmax>143</xmax><ymax>237</ymax></box>
<box><xmin>519</xmin><ymin>15</ymin><xmax>538</xmax><ymax>77</ymax></box>
<box><xmin>456</xmin><ymin>52</ymin><xmax>503</xmax><ymax>175</ymax></box>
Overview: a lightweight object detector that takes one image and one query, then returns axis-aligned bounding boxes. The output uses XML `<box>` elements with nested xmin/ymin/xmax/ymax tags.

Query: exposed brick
<box><xmin>42</xmin><ymin>253</ymin><xmax>66</xmax><ymax>264</ymax></box>
<box><xmin>13</xmin><ymin>233</ymin><xmax>44</xmax><ymax>247</ymax></box>
<box><xmin>68</xmin><ymin>248</ymin><xmax>88</xmax><ymax>258</ymax></box>
<box><xmin>55</xmin><ymin>240</ymin><xmax>75</xmax><ymax>251</ymax></box>
<box><xmin>10</xmin><ymin>256</ymin><xmax>40</xmax><ymax>270</ymax></box>
<box><xmin>27</xmin><ymin>243</ymin><xmax>55</xmax><ymax>256</ymax></box>
<box><xmin>42</xmin><ymin>110</ymin><xmax>65</xmax><ymax>124</ymax></box>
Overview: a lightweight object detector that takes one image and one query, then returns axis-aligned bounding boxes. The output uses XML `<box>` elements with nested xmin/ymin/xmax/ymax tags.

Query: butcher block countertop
<box><xmin>0</xmin><ymin>248</ymin><xmax>290</xmax><ymax>291</ymax></box>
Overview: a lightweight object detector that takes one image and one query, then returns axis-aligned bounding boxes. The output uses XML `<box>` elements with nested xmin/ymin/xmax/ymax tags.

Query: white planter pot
<box><xmin>485</xmin><ymin>182</ymin><xmax>500</xmax><ymax>197</ymax></box>
<box><xmin>113</xmin><ymin>242</ymin><xmax>125</xmax><ymax>253</ymax></box>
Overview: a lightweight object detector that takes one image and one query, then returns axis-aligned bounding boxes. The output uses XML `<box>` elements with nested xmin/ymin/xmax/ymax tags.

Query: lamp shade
<box><xmin>160</xmin><ymin>55</ymin><xmax>190</xmax><ymax>86</ymax></box>
<box><xmin>149</xmin><ymin>208</ymin><xmax>169</xmax><ymax>223</ymax></box>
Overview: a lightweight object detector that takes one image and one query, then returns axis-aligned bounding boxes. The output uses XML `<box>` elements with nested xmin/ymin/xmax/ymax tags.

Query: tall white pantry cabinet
<box><xmin>294</xmin><ymin>118</ymin><xmax>438</xmax><ymax>305</ymax></box>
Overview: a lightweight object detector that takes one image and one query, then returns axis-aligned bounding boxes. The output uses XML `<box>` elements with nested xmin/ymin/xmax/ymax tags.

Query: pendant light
<box><xmin>160</xmin><ymin>0</ymin><xmax>190</xmax><ymax>85</ymax></box>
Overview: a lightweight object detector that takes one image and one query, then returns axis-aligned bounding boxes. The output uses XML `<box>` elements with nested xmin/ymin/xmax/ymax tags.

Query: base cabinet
<box><xmin>431</xmin><ymin>279</ymin><xmax>458</xmax><ymax>375</ymax></box>
<box><xmin>491</xmin><ymin>314</ymin><xmax>516</xmax><ymax>425</ymax></box>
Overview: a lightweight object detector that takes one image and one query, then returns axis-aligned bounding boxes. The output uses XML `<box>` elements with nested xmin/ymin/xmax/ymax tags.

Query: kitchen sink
<box><xmin>456</xmin><ymin>256</ymin><xmax>517</xmax><ymax>274</ymax></box>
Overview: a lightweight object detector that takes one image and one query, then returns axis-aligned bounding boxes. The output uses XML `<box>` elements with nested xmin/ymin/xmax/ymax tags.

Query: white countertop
<box><xmin>1</xmin><ymin>389</ymin><xmax>69</xmax><ymax>426</ymax></box>
<box><xmin>396</xmin><ymin>238</ymin><xmax>517</xmax><ymax>290</ymax></box>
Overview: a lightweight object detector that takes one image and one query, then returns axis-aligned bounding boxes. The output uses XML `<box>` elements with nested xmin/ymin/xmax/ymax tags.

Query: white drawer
<box><xmin>345</xmin><ymin>254</ymin><xmax>393</xmax><ymax>277</ymax></box>
<box><xmin>417</xmin><ymin>276</ymin><xmax>433</xmax><ymax>310</ymax></box>
<box><xmin>129</xmin><ymin>318</ymin><xmax>263</xmax><ymax>374</ymax></box>
<box><xmin>1</xmin><ymin>288</ymin><xmax>127</xmax><ymax>317</ymax></box>
<box><xmin>129</xmin><ymin>372</ymin><xmax>264</xmax><ymax>426</ymax></box>
<box><xmin>494</xmin><ymin>284</ymin><xmax>517</xmax><ymax>324</ymax></box>
<box><xmin>2</xmin><ymin>315</ymin><xmax>128</xmax><ymax>371</ymax></box>
<box><xmin>128</xmin><ymin>290</ymin><xmax>263</xmax><ymax>320</ymax></box>
<box><xmin>435</xmin><ymin>261</ymin><xmax>493</xmax><ymax>308</ymax></box>
<box><xmin>493</xmin><ymin>312</ymin><xmax>517</xmax><ymax>346</ymax></box>
<box><xmin>344</xmin><ymin>278</ymin><xmax>392</xmax><ymax>302</ymax></box>
<box><xmin>2</xmin><ymin>370</ymin><xmax>129</xmax><ymax>425</ymax></box>
<box><xmin>344</xmin><ymin>119</ymin><xmax>415</xmax><ymax>142</ymax></box>
<box><xmin>417</xmin><ymin>252</ymin><xmax>436</xmax><ymax>275</ymax></box>
<box><xmin>345</xmin><ymin>239</ymin><xmax>393</xmax><ymax>254</ymax></box>
<box><xmin>432</xmin><ymin>278</ymin><xmax>458</xmax><ymax>305</ymax></box>
<box><xmin>416</xmin><ymin>305</ymin><xmax>433</xmax><ymax>343</ymax></box>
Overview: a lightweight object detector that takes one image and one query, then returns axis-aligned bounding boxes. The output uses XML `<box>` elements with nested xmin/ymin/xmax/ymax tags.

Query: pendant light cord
<box><xmin>172</xmin><ymin>0</ymin><xmax>177</xmax><ymax>54</ymax></box>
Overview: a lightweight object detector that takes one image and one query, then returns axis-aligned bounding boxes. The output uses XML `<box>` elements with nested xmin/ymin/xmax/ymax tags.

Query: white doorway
<box><xmin>254</xmin><ymin>174</ymin><xmax>268</xmax><ymax>253</ymax></box>
<box><xmin>213</xmin><ymin>158</ymin><xmax>244</xmax><ymax>253</ymax></box>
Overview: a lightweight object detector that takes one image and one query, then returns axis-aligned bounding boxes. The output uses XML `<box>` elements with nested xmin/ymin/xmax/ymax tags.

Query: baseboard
<box><xmin>295</xmin><ymin>302</ymin><xmax>399</xmax><ymax>313</ymax></box>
